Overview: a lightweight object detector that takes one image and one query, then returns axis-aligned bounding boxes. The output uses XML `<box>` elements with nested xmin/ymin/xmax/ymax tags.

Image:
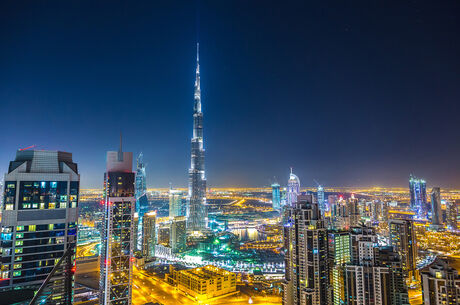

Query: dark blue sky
<box><xmin>1</xmin><ymin>1</ymin><xmax>459</xmax><ymax>188</ymax></box>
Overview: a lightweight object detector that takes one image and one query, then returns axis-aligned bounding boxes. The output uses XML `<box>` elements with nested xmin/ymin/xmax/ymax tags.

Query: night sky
<box><xmin>1</xmin><ymin>1</ymin><xmax>459</xmax><ymax>188</ymax></box>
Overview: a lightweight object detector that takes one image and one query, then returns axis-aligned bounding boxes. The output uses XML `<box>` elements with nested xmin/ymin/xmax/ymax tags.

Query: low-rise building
<box><xmin>167</xmin><ymin>265</ymin><xmax>236</xmax><ymax>301</ymax></box>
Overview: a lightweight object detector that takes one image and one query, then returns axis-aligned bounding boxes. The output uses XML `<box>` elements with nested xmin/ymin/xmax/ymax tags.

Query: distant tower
<box><xmin>272</xmin><ymin>182</ymin><xmax>281</xmax><ymax>210</ymax></box>
<box><xmin>187</xmin><ymin>43</ymin><xmax>207</xmax><ymax>233</ymax></box>
<box><xmin>409</xmin><ymin>175</ymin><xmax>428</xmax><ymax>218</ymax></box>
<box><xmin>317</xmin><ymin>184</ymin><xmax>325</xmax><ymax>213</ymax></box>
<box><xmin>286</xmin><ymin>168</ymin><xmax>300</xmax><ymax>207</ymax></box>
<box><xmin>430</xmin><ymin>187</ymin><xmax>443</xmax><ymax>229</ymax></box>
<box><xmin>389</xmin><ymin>219</ymin><xmax>418</xmax><ymax>283</ymax></box>
<box><xmin>348</xmin><ymin>195</ymin><xmax>361</xmax><ymax>227</ymax></box>
<box><xmin>135</xmin><ymin>152</ymin><xmax>148</xmax><ymax>211</ymax></box>
<box><xmin>142</xmin><ymin>211</ymin><xmax>156</xmax><ymax>260</ymax></box>
<box><xmin>283</xmin><ymin>195</ymin><xmax>329</xmax><ymax>305</ymax></box>
<box><xmin>169</xmin><ymin>186</ymin><xmax>182</xmax><ymax>218</ymax></box>
<box><xmin>170</xmin><ymin>216</ymin><xmax>187</xmax><ymax>253</ymax></box>
<box><xmin>100</xmin><ymin>139</ymin><xmax>135</xmax><ymax>305</ymax></box>
<box><xmin>447</xmin><ymin>201</ymin><xmax>458</xmax><ymax>230</ymax></box>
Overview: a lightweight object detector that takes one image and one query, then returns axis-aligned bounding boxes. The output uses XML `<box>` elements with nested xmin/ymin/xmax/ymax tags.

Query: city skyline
<box><xmin>1</xmin><ymin>1</ymin><xmax>460</xmax><ymax>189</ymax></box>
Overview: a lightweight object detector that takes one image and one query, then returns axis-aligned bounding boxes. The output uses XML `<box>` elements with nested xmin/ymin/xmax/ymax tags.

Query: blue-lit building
<box><xmin>0</xmin><ymin>150</ymin><xmax>79</xmax><ymax>304</ymax></box>
<box><xmin>409</xmin><ymin>175</ymin><xmax>428</xmax><ymax>218</ymax></box>
<box><xmin>135</xmin><ymin>152</ymin><xmax>148</xmax><ymax>211</ymax></box>
<box><xmin>272</xmin><ymin>183</ymin><xmax>281</xmax><ymax>210</ymax></box>
<box><xmin>317</xmin><ymin>184</ymin><xmax>325</xmax><ymax>213</ymax></box>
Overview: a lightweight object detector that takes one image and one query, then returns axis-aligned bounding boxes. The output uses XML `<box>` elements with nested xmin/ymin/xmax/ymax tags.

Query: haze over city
<box><xmin>1</xmin><ymin>0</ymin><xmax>459</xmax><ymax>188</ymax></box>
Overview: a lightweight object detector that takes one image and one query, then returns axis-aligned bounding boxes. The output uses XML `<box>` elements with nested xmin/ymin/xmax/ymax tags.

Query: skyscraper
<box><xmin>348</xmin><ymin>195</ymin><xmax>361</xmax><ymax>227</ymax></box>
<box><xmin>430</xmin><ymin>187</ymin><xmax>443</xmax><ymax>229</ymax></box>
<box><xmin>409</xmin><ymin>175</ymin><xmax>428</xmax><ymax>218</ymax></box>
<box><xmin>142</xmin><ymin>211</ymin><xmax>156</xmax><ymax>260</ymax></box>
<box><xmin>283</xmin><ymin>195</ymin><xmax>329</xmax><ymax>305</ymax></box>
<box><xmin>421</xmin><ymin>257</ymin><xmax>460</xmax><ymax>305</ymax></box>
<box><xmin>345</xmin><ymin>227</ymin><xmax>409</xmax><ymax>305</ymax></box>
<box><xmin>447</xmin><ymin>201</ymin><xmax>458</xmax><ymax>230</ymax></box>
<box><xmin>379</xmin><ymin>247</ymin><xmax>410</xmax><ymax>305</ymax></box>
<box><xmin>328</xmin><ymin>231</ymin><xmax>351</xmax><ymax>305</ymax></box>
<box><xmin>187</xmin><ymin>43</ymin><xmax>207</xmax><ymax>233</ymax></box>
<box><xmin>170</xmin><ymin>216</ymin><xmax>187</xmax><ymax>253</ymax></box>
<box><xmin>169</xmin><ymin>187</ymin><xmax>182</xmax><ymax>218</ymax></box>
<box><xmin>135</xmin><ymin>152</ymin><xmax>147</xmax><ymax>211</ymax></box>
<box><xmin>317</xmin><ymin>184</ymin><xmax>325</xmax><ymax>213</ymax></box>
<box><xmin>389</xmin><ymin>219</ymin><xmax>418</xmax><ymax>282</ymax></box>
<box><xmin>272</xmin><ymin>182</ymin><xmax>281</xmax><ymax>210</ymax></box>
<box><xmin>99</xmin><ymin>141</ymin><xmax>135</xmax><ymax>305</ymax></box>
<box><xmin>0</xmin><ymin>150</ymin><xmax>79</xmax><ymax>304</ymax></box>
<box><xmin>286</xmin><ymin>168</ymin><xmax>300</xmax><ymax>207</ymax></box>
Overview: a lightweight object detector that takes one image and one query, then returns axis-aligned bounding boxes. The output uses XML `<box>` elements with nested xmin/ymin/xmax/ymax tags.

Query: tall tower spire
<box><xmin>187</xmin><ymin>43</ymin><xmax>207</xmax><ymax>234</ymax></box>
<box><xmin>194</xmin><ymin>43</ymin><xmax>201</xmax><ymax>113</ymax></box>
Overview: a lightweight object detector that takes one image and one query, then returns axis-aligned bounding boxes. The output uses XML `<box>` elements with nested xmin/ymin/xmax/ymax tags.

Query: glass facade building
<box><xmin>409</xmin><ymin>175</ymin><xmax>428</xmax><ymax>218</ymax></box>
<box><xmin>430</xmin><ymin>187</ymin><xmax>443</xmax><ymax>229</ymax></box>
<box><xmin>272</xmin><ymin>183</ymin><xmax>281</xmax><ymax>210</ymax></box>
<box><xmin>0</xmin><ymin>150</ymin><xmax>79</xmax><ymax>304</ymax></box>
<box><xmin>169</xmin><ymin>188</ymin><xmax>182</xmax><ymax>218</ymax></box>
<box><xmin>142</xmin><ymin>212</ymin><xmax>156</xmax><ymax>260</ymax></box>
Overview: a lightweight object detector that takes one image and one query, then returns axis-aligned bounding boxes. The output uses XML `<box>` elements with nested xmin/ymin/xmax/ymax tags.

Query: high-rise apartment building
<box><xmin>430</xmin><ymin>187</ymin><xmax>443</xmax><ymax>229</ymax></box>
<box><xmin>170</xmin><ymin>216</ymin><xmax>186</xmax><ymax>253</ymax></box>
<box><xmin>421</xmin><ymin>257</ymin><xmax>460</xmax><ymax>305</ymax></box>
<box><xmin>409</xmin><ymin>175</ymin><xmax>428</xmax><ymax>218</ymax></box>
<box><xmin>0</xmin><ymin>150</ymin><xmax>79</xmax><ymax>304</ymax></box>
<box><xmin>187</xmin><ymin>43</ymin><xmax>207</xmax><ymax>233</ymax></box>
<box><xmin>99</xmin><ymin>143</ymin><xmax>135</xmax><ymax>305</ymax></box>
<box><xmin>169</xmin><ymin>188</ymin><xmax>182</xmax><ymax>218</ymax></box>
<box><xmin>142</xmin><ymin>212</ymin><xmax>156</xmax><ymax>260</ymax></box>
<box><xmin>379</xmin><ymin>247</ymin><xmax>410</xmax><ymax>305</ymax></box>
<box><xmin>272</xmin><ymin>183</ymin><xmax>281</xmax><ymax>210</ymax></box>
<box><xmin>389</xmin><ymin>219</ymin><xmax>418</xmax><ymax>282</ymax></box>
<box><xmin>345</xmin><ymin>227</ymin><xmax>409</xmax><ymax>305</ymax></box>
<box><xmin>283</xmin><ymin>195</ymin><xmax>329</xmax><ymax>305</ymax></box>
<box><xmin>286</xmin><ymin>168</ymin><xmax>300</xmax><ymax>207</ymax></box>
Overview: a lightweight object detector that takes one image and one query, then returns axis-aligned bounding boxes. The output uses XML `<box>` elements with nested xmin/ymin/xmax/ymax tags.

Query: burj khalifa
<box><xmin>186</xmin><ymin>43</ymin><xmax>207</xmax><ymax>233</ymax></box>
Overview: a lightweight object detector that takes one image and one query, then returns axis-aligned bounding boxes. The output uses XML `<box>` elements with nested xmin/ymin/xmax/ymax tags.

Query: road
<box><xmin>132</xmin><ymin>266</ymin><xmax>281</xmax><ymax>305</ymax></box>
<box><xmin>75</xmin><ymin>261</ymin><xmax>281</xmax><ymax>304</ymax></box>
<box><xmin>77</xmin><ymin>242</ymin><xmax>99</xmax><ymax>258</ymax></box>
